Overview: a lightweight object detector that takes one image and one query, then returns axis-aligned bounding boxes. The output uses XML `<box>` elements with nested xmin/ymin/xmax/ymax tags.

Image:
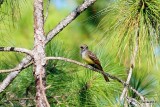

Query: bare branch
<box><xmin>46</xmin><ymin>57</ymin><xmax>124</xmax><ymax>83</ymax></box>
<box><xmin>45</xmin><ymin>0</ymin><xmax>97</xmax><ymax>44</ymax></box>
<box><xmin>126</xmin><ymin>97</ymin><xmax>141</xmax><ymax>107</ymax></box>
<box><xmin>5</xmin><ymin>98</ymin><xmax>34</xmax><ymax>101</ymax></box>
<box><xmin>126</xmin><ymin>97</ymin><xmax>155</xmax><ymax>107</ymax></box>
<box><xmin>0</xmin><ymin>47</ymin><xmax>33</xmax><ymax>56</ymax></box>
<box><xmin>44</xmin><ymin>0</ymin><xmax>50</xmax><ymax>23</ymax></box>
<box><xmin>0</xmin><ymin>62</ymin><xmax>32</xmax><ymax>73</ymax></box>
<box><xmin>0</xmin><ymin>55</ymin><xmax>32</xmax><ymax>92</ymax></box>
<box><xmin>120</xmin><ymin>23</ymin><xmax>139</xmax><ymax>101</ymax></box>
<box><xmin>46</xmin><ymin>56</ymin><xmax>147</xmax><ymax>101</ymax></box>
<box><xmin>0</xmin><ymin>0</ymin><xmax>97</xmax><ymax>93</ymax></box>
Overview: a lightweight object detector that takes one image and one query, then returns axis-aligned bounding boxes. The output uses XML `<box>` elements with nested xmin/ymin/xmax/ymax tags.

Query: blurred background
<box><xmin>0</xmin><ymin>0</ymin><xmax>160</xmax><ymax>106</ymax></box>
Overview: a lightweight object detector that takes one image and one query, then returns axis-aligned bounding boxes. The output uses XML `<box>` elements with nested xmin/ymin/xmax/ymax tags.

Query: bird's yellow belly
<box><xmin>82</xmin><ymin>55</ymin><xmax>94</xmax><ymax>64</ymax></box>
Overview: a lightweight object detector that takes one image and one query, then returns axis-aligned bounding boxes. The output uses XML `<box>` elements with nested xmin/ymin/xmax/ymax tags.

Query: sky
<box><xmin>52</xmin><ymin>0</ymin><xmax>77</xmax><ymax>10</ymax></box>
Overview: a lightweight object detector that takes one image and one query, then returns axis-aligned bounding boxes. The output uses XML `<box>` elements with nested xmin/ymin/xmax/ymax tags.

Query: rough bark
<box><xmin>33</xmin><ymin>0</ymin><xmax>49</xmax><ymax>106</ymax></box>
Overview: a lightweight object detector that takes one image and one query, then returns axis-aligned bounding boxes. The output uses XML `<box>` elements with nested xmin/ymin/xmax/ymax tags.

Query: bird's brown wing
<box><xmin>87</xmin><ymin>51</ymin><xmax>109</xmax><ymax>82</ymax></box>
<box><xmin>87</xmin><ymin>51</ymin><xmax>103</xmax><ymax>70</ymax></box>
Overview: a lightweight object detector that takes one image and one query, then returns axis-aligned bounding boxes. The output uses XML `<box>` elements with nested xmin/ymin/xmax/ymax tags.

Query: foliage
<box><xmin>0</xmin><ymin>0</ymin><xmax>160</xmax><ymax>106</ymax></box>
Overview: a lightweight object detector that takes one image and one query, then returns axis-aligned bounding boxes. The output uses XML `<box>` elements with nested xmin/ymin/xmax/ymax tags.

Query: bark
<box><xmin>33</xmin><ymin>0</ymin><xmax>49</xmax><ymax>106</ymax></box>
<box><xmin>0</xmin><ymin>47</ymin><xmax>32</xmax><ymax>56</ymax></box>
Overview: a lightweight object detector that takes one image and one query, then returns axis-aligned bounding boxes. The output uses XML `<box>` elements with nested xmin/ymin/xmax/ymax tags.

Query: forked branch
<box><xmin>0</xmin><ymin>62</ymin><xmax>32</xmax><ymax>73</ymax></box>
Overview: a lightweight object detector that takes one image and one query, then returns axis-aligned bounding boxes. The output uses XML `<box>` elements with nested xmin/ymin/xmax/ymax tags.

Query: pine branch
<box><xmin>45</xmin><ymin>0</ymin><xmax>96</xmax><ymax>44</ymax></box>
<box><xmin>44</xmin><ymin>0</ymin><xmax>50</xmax><ymax>23</ymax></box>
<box><xmin>0</xmin><ymin>47</ymin><xmax>33</xmax><ymax>56</ymax></box>
<box><xmin>45</xmin><ymin>56</ymin><xmax>147</xmax><ymax>101</ymax></box>
<box><xmin>120</xmin><ymin>22</ymin><xmax>139</xmax><ymax>101</ymax></box>
<box><xmin>0</xmin><ymin>62</ymin><xmax>32</xmax><ymax>73</ymax></box>
<box><xmin>126</xmin><ymin>97</ymin><xmax>141</xmax><ymax>107</ymax></box>
<box><xmin>0</xmin><ymin>55</ymin><xmax>32</xmax><ymax>92</ymax></box>
<box><xmin>0</xmin><ymin>0</ymin><xmax>97</xmax><ymax>93</ymax></box>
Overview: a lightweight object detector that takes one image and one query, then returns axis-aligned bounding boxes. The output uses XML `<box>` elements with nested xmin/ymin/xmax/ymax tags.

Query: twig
<box><xmin>1</xmin><ymin>98</ymin><xmax>35</xmax><ymax>105</ymax></box>
<box><xmin>44</xmin><ymin>0</ymin><xmax>50</xmax><ymax>23</ymax></box>
<box><xmin>45</xmin><ymin>0</ymin><xmax>96</xmax><ymax>44</ymax></box>
<box><xmin>126</xmin><ymin>97</ymin><xmax>155</xmax><ymax>107</ymax></box>
<box><xmin>5</xmin><ymin>98</ymin><xmax>34</xmax><ymax>101</ymax></box>
<box><xmin>120</xmin><ymin>23</ymin><xmax>139</xmax><ymax>101</ymax></box>
<box><xmin>0</xmin><ymin>62</ymin><xmax>32</xmax><ymax>73</ymax></box>
<box><xmin>45</xmin><ymin>56</ymin><xmax>146</xmax><ymax>100</ymax></box>
<box><xmin>0</xmin><ymin>56</ymin><xmax>32</xmax><ymax>93</ymax></box>
<box><xmin>0</xmin><ymin>0</ymin><xmax>97</xmax><ymax>94</ymax></box>
<box><xmin>0</xmin><ymin>47</ymin><xmax>33</xmax><ymax>56</ymax></box>
<box><xmin>126</xmin><ymin>97</ymin><xmax>141</xmax><ymax>107</ymax></box>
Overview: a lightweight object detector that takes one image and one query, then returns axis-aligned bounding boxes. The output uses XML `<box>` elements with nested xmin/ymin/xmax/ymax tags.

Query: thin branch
<box><xmin>126</xmin><ymin>97</ymin><xmax>141</xmax><ymax>107</ymax></box>
<box><xmin>5</xmin><ymin>98</ymin><xmax>34</xmax><ymax>101</ymax></box>
<box><xmin>45</xmin><ymin>0</ymin><xmax>96</xmax><ymax>44</ymax></box>
<box><xmin>1</xmin><ymin>98</ymin><xmax>35</xmax><ymax>105</ymax></box>
<box><xmin>120</xmin><ymin>23</ymin><xmax>139</xmax><ymax>101</ymax></box>
<box><xmin>126</xmin><ymin>97</ymin><xmax>155</xmax><ymax>107</ymax></box>
<box><xmin>45</xmin><ymin>56</ymin><xmax>146</xmax><ymax>100</ymax></box>
<box><xmin>0</xmin><ymin>47</ymin><xmax>33</xmax><ymax>56</ymax></box>
<box><xmin>0</xmin><ymin>0</ymin><xmax>97</xmax><ymax>94</ymax></box>
<box><xmin>0</xmin><ymin>62</ymin><xmax>32</xmax><ymax>73</ymax></box>
<box><xmin>0</xmin><ymin>55</ymin><xmax>32</xmax><ymax>92</ymax></box>
<box><xmin>44</xmin><ymin>0</ymin><xmax>50</xmax><ymax>23</ymax></box>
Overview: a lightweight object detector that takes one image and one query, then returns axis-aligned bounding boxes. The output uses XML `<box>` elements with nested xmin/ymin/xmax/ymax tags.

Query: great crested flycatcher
<box><xmin>80</xmin><ymin>44</ymin><xmax>109</xmax><ymax>82</ymax></box>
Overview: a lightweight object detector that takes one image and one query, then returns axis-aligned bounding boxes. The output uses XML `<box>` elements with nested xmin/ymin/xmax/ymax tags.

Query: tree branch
<box><xmin>46</xmin><ymin>56</ymin><xmax>147</xmax><ymax>101</ymax></box>
<box><xmin>45</xmin><ymin>0</ymin><xmax>96</xmax><ymax>44</ymax></box>
<box><xmin>44</xmin><ymin>0</ymin><xmax>50</xmax><ymax>23</ymax></box>
<box><xmin>0</xmin><ymin>47</ymin><xmax>33</xmax><ymax>56</ymax></box>
<box><xmin>0</xmin><ymin>0</ymin><xmax>96</xmax><ymax>93</ymax></box>
<box><xmin>126</xmin><ymin>97</ymin><xmax>141</xmax><ymax>107</ymax></box>
<box><xmin>0</xmin><ymin>55</ymin><xmax>32</xmax><ymax>92</ymax></box>
<box><xmin>0</xmin><ymin>62</ymin><xmax>32</xmax><ymax>73</ymax></box>
<box><xmin>120</xmin><ymin>23</ymin><xmax>139</xmax><ymax>101</ymax></box>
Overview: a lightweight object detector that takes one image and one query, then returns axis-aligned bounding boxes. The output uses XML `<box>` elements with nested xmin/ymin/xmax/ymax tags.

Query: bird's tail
<box><xmin>102</xmin><ymin>70</ymin><xmax>109</xmax><ymax>82</ymax></box>
<box><xmin>103</xmin><ymin>74</ymin><xmax>109</xmax><ymax>82</ymax></box>
<box><xmin>90</xmin><ymin>64</ymin><xmax>109</xmax><ymax>82</ymax></box>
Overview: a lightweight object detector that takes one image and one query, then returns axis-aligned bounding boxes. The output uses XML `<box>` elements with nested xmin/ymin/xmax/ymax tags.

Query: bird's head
<box><xmin>80</xmin><ymin>44</ymin><xmax>88</xmax><ymax>52</ymax></box>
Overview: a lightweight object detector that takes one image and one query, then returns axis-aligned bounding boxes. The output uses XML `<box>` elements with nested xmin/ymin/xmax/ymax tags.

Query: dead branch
<box><xmin>0</xmin><ymin>62</ymin><xmax>32</xmax><ymax>73</ymax></box>
<box><xmin>0</xmin><ymin>55</ymin><xmax>32</xmax><ymax>93</ymax></box>
<box><xmin>0</xmin><ymin>0</ymin><xmax>97</xmax><ymax>94</ymax></box>
<box><xmin>5</xmin><ymin>98</ymin><xmax>34</xmax><ymax>101</ymax></box>
<box><xmin>45</xmin><ymin>0</ymin><xmax>96</xmax><ymax>44</ymax></box>
<box><xmin>120</xmin><ymin>23</ymin><xmax>139</xmax><ymax>101</ymax></box>
<box><xmin>0</xmin><ymin>47</ymin><xmax>33</xmax><ymax>56</ymax></box>
<box><xmin>45</xmin><ymin>56</ymin><xmax>147</xmax><ymax>101</ymax></box>
<box><xmin>126</xmin><ymin>97</ymin><xmax>141</xmax><ymax>107</ymax></box>
<box><xmin>44</xmin><ymin>0</ymin><xmax>50</xmax><ymax>22</ymax></box>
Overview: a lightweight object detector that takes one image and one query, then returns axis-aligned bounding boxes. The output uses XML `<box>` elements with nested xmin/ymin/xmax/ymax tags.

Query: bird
<box><xmin>80</xmin><ymin>44</ymin><xmax>109</xmax><ymax>82</ymax></box>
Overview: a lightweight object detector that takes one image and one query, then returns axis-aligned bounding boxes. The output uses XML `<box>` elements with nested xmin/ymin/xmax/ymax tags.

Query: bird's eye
<box><xmin>80</xmin><ymin>46</ymin><xmax>83</xmax><ymax>48</ymax></box>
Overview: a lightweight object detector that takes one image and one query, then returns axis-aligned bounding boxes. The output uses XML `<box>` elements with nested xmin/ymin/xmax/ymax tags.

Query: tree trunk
<box><xmin>33</xmin><ymin>0</ymin><xmax>50</xmax><ymax>106</ymax></box>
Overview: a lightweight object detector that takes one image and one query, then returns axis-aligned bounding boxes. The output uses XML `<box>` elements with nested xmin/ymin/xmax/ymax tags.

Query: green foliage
<box><xmin>0</xmin><ymin>0</ymin><xmax>160</xmax><ymax>106</ymax></box>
